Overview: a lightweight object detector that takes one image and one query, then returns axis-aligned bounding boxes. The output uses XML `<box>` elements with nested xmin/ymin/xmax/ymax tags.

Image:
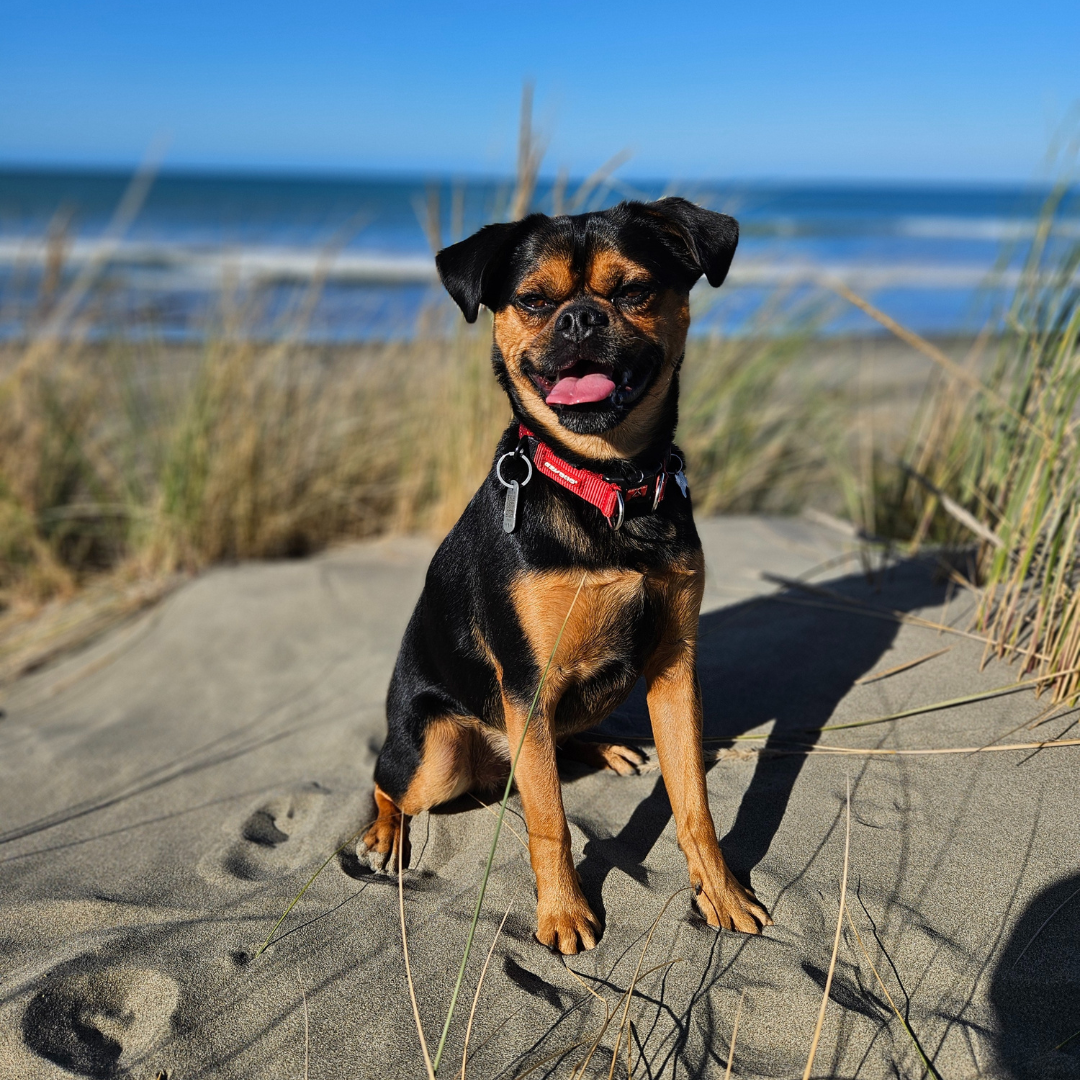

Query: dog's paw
<box><xmin>356</xmin><ymin>808</ymin><xmax>409</xmax><ymax>875</ymax></box>
<box><xmin>690</xmin><ymin>865</ymin><xmax>772</xmax><ymax>934</ymax></box>
<box><xmin>561</xmin><ymin>737</ymin><xmax>648</xmax><ymax>776</ymax></box>
<box><xmin>535</xmin><ymin>893</ymin><xmax>602</xmax><ymax>955</ymax></box>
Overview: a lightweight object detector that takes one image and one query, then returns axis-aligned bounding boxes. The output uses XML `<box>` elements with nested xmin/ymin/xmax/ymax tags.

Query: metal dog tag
<box><xmin>675</xmin><ymin>470</ymin><xmax>689</xmax><ymax>498</ymax></box>
<box><xmin>503</xmin><ymin>480</ymin><xmax>520</xmax><ymax>533</ymax></box>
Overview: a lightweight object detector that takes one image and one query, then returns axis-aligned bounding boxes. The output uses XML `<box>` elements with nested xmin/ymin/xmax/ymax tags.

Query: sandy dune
<box><xmin>1</xmin><ymin>517</ymin><xmax>1077</xmax><ymax>1079</ymax></box>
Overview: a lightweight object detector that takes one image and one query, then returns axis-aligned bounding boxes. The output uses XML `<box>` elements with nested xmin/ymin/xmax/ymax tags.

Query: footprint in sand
<box><xmin>21</xmin><ymin>964</ymin><xmax>179</xmax><ymax>1079</ymax></box>
<box><xmin>212</xmin><ymin>781</ymin><xmax>331</xmax><ymax>882</ymax></box>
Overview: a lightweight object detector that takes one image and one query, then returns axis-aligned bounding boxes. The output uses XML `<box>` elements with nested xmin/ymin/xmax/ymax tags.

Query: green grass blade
<box><xmin>252</xmin><ymin>823</ymin><xmax>370</xmax><ymax>960</ymax></box>
<box><xmin>431</xmin><ymin>573</ymin><xmax>587</xmax><ymax>1074</ymax></box>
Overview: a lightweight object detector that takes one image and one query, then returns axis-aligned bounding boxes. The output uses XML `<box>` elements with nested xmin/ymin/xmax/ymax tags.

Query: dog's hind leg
<box><xmin>357</xmin><ymin>717</ymin><xmax>486</xmax><ymax>874</ymax></box>
<box><xmin>559</xmin><ymin>736</ymin><xmax>648</xmax><ymax>775</ymax></box>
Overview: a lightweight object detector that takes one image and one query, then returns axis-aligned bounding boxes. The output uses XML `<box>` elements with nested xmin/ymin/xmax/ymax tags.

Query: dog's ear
<box><xmin>436</xmin><ymin>220</ymin><xmax>526</xmax><ymax>323</ymax></box>
<box><xmin>644</xmin><ymin>197</ymin><xmax>739</xmax><ymax>288</ymax></box>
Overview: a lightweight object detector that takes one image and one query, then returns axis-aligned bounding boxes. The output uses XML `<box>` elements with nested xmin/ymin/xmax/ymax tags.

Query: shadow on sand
<box><xmin>989</xmin><ymin>872</ymin><xmax>1080</xmax><ymax>1079</ymax></box>
<box><xmin>577</xmin><ymin>557</ymin><xmax>946</xmax><ymax>908</ymax></box>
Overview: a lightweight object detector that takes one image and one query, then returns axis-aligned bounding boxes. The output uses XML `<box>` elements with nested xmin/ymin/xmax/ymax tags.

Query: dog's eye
<box><xmin>617</xmin><ymin>284</ymin><xmax>653</xmax><ymax>305</ymax></box>
<box><xmin>516</xmin><ymin>293</ymin><xmax>555</xmax><ymax>314</ymax></box>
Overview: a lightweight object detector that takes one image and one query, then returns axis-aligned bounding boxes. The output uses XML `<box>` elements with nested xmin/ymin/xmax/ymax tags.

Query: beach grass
<box><xmin>867</xmin><ymin>184</ymin><xmax>1080</xmax><ymax>699</ymax></box>
<box><xmin>0</xmin><ymin>85</ymin><xmax>887</xmax><ymax>643</ymax></box>
<box><xmin>0</xmin><ymin>298</ymin><xmax>854</xmax><ymax>641</ymax></box>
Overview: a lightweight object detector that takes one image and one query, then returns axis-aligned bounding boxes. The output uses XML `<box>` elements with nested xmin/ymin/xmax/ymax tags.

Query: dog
<box><xmin>357</xmin><ymin>197</ymin><xmax>771</xmax><ymax>953</ymax></box>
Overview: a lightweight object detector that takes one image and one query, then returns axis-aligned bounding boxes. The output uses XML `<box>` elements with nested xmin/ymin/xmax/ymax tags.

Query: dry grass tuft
<box><xmin>863</xmin><ymin>184</ymin><xmax>1080</xmax><ymax>700</ymax></box>
<box><xmin>0</xmin><ymin>304</ymin><xmax>842</xmax><ymax>634</ymax></box>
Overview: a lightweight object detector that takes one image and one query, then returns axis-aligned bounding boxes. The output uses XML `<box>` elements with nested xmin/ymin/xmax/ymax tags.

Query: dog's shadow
<box><xmin>989</xmin><ymin>872</ymin><xmax>1080</xmax><ymax>1078</ymax></box>
<box><xmin>575</xmin><ymin>557</ymin><xmax>945</xmax><ymax>907</ymax></box>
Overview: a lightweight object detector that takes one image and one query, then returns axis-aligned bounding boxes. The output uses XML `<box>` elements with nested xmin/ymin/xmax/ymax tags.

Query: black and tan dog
<box><xmin>357</xmin><ymin>197</ymin><xmax>771</xmax><ymax>953</ymax></box>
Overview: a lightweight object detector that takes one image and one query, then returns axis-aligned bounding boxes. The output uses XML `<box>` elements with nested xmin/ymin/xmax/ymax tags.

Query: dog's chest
<box><xmin>510</xmin><ymin>566</ymin><xmax>688</xmax><ymax>729</ymax></box>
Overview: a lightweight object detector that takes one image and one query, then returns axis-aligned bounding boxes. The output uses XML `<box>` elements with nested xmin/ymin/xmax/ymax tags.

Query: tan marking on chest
<box><xmin>510</xmin><ymin>561</ymin><xmax>703</xmax><ymax>710</ymax></box>
<box><xmin>511</xmin><ymin>569</ymin><xmax>644</xmax><ymax>696</ymax></box>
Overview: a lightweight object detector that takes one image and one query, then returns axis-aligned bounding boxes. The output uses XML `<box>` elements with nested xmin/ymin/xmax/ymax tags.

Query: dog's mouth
<box><xmin>531</xmin><ymin>359</ymin><xmax>646</xmax><ymax>408</ymax></box>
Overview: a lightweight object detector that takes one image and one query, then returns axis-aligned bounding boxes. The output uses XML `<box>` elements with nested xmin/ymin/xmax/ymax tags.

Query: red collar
<box><xmin>517</xmin><ymin>424</ymin><xmax>680</xmax><ymax>529</ymax></box>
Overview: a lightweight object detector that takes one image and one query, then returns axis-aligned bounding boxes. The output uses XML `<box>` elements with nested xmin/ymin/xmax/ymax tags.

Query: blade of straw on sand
<box><xmin>573</xmin><ymin>889</ymin><xmax>689</xmax><ymax>1080</ymax></box>
<box><xmin>969</xmin><ymin>700</ymin><xmax>1071</xmax><ymax>755</ymax></box>
<box><xmin>853</xmin><ymin>647</ymin><xmax>952</xmax><ymax>685</ymax></box>
<box><xmin>467</xmin><ymin>793</ymin><xmax>529</xmax><ymax>850</ymax></box>
<box><xmin>609</xmin><ymin>952</ymin><xmax>684</xmax><ymax>1080</ymax></box>
<box><xmin>805</xmin><ymin>666</ymin><xmax>1080</xmax><ymax>734</ymax></box>
<box><xmin>432</xmin><ymin>574</ymin><xmax>587</xmax><ymax>1074</ymax></box>
<box><xmin>843</xmin><ymin>909</ymin><xmax>942</xmax><ymax>1080</ymax></box>
<box><xmin>758</xmin><ymin>573</ymin><xmax>1046</xmax><ymax>661</ymax></box>
<box><xmin>802</xmin><ymin>777</ymin><xmax>851</xmax><ymax>1080</ymax></box>
<box><xmin>253</xmin><ymin>822</ymin><xmax>372</xmax><ymax>959</ymax></box>
<box><xmin>459</xmin><ymin>903</ymin><xmax>513</xmax><ymax>1080</ymax></box>
<box><xmin>721</xmin><ymin>668</ymin><xmax>1080</xmax><ymax>743</ymax></box>
<box><xmin>1056</xmin><ymin>1028</ymin><xmax>1080</xmax><ymax>1052</ymax></box>
<box><xmin>775</xmin><ymin>737</ymin><xmax>1080</xmax><ymax>756</ymax></box>
<box><xmin>724</xmin><ymin>989</ymin><xmax>746</xmax><ymax>1080</ymax></box>
<box><xmin>570</xmin><ymin>963</ymin><xmax>678</xmax><ymax>1080</ymax></box>
<box><xmin>400</xmin><ymin>813</ymin><xmax>436</xmax><ymax>1080</ymax></box>
<box><xmin>540</xmin><ymin>966</ymin><xmax>611</xmax><ymax>1079</ymax></box>
<box><xmin>515</xmin><ymin>957</ymin><xmax>678</xmax><ymax>1080</ymax></box>
<box><xmin>514</xmin><ymin>1035</ymin><xmax>600</xmax><ymax>1080</ymax></box>
<box><xmin>766</xmin><ymin>592</ymin><xmax>1040</xmax><ymax>658</ymax></box>
<box><xmin>607</xmin><ymin>889</ymin><xmax>688</xmax><ymax>1080</ymax></box>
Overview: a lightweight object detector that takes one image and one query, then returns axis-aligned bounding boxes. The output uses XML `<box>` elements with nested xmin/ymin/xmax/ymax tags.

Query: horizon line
<box><xmin>0</xmin><ymin>157</ymin><xmax>1066</xmax><ymax>191</ymax></box>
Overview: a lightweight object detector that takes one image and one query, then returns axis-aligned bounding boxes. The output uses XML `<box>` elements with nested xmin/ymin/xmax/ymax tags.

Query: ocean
<box><xmin>1</xmin><ymin>167</ymin><xmax>1077</xmax><ymax>340</ymax></box>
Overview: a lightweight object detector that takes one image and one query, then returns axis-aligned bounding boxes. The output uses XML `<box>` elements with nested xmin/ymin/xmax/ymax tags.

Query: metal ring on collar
<box><xmin>652</xmin><ymin>470</ymin><xmax>668</xmax><ymax>511</ymax></box>
<box><xmin>667</xmin><ymin>451</ymin><xmax>685</xmax><ymax>474</ymax></box>
<box><xmin>496</xmin><ymin>451</ymin><xmax>533</xmax><ymax>489</ymax></box>
<box><xmin>607</xmin><ymin>491</ymin><xmax>625</xmax><ymax>531</ymax></box>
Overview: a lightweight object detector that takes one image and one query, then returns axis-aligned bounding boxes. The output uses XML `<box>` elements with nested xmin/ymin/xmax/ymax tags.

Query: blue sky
<box><xmin>2</xmin><ymin>1</ymin><xmax>1078</xmax><ymax>181</ymax></box>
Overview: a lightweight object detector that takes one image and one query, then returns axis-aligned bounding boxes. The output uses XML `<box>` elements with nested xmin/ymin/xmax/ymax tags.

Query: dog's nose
<box><xmin>554</xmin><ymin>303</ymin><xmax>608</xmax><ymax>342</ymax></box>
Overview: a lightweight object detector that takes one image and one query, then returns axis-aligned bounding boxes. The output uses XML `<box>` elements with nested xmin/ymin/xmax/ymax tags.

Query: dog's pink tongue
<box><xmin>546</xmin><ymin>372</ymin><xmax>616</xmax><ymax>405</ymax></box>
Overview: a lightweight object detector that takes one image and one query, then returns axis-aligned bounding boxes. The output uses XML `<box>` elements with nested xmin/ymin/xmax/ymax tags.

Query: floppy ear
<box><xmin>435</xmin><ymin>220</ymin><xmax>523</xmax><ymax>323</ymax></box>
<box><xmin>647</xmin><ymin>197</ymin><xmax>739</xmax><ymax>288</ymax></box>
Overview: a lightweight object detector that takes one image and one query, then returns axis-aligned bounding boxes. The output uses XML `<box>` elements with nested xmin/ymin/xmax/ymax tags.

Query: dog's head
<box><xmin>436</xmin><ymin>198</ymin><xmax>738</xmax><ymax>460</ymax></box>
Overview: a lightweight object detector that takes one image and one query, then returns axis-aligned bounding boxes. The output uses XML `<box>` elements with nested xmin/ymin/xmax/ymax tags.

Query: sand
<box><xmin>1</xmin><ymin>516</ymin><xmax>1078</xmax><ymax>1079</ymax></box>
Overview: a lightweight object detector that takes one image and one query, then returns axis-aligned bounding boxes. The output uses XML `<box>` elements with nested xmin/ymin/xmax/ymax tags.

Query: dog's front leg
<box><xmin>503</xmin><ymin>695</ymin><xmax>600</xmax><ymax>954</ymax></box>
<box><xmin>645</xmin><ymin>575</ymin><xmax>771</xmax><ymax>934</ymax></box>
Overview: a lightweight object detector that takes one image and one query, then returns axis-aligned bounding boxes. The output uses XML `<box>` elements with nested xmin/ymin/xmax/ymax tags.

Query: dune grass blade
<box><xmin>773</xmin><ymin>737</ymin><xmax>1080</xmax><ymax>755</ymax></box>
<box><xmin>810</xmin><ymin>665</ymin><xmax>1080</xmax><ymax>733</ymax></box>
<box><xmin>854</xmin><ymin>647</ymin><xmax>952</xmax><ymax>684</ymax></box>
<box><xmin>399</xmin><ymin>814</ymin><xmax>436</xmax><ymax>1080</ymax></box>
<box><xmin>844</xmin><ymin>909</ymin><xmax>942</xmax><ymax>1080</ymax></box>
<box><xmin>572</xmin><ymin>888</ymin><xmax>688</xmax><ymax>1080</ymax></box>
<box><xmin>723</xmin><ymin>669</ymin><xmax>1080</xmax><ymax>743</ymax></box>
<box><xmin>1055</xmin><ymin>1027</ymin><xmax>1080</xmax><ymax>1051</ymax></box>
<box><xmin>762</xmin><ymin>593</ymin><xmax>1036</xmax><ymax>657</ymax></box>
<box><xmin>253</xmin><ymin>822</ymin><xmax>371</xmax><ymax>960</ymax></box>
<box><xmin>802</xmin><ymin>777</ymin><xmax>851</xmax><ymax>1080</ymax></box>
<box><xmin>459</xmin><ymin>903</ymin><xmax>513</xmax><ymax>1080</ymax></box>
<box><xmin>431</xmin><ymin>574</ymin><xmax>587</xmax><ymax>1074</ymax></box>
<box><xmin>724</xmin><ymin>988</ymin><xmax>746</xmax><ymax>1080</ymax></box>
<box><xmin>607</xmin><ymin>890</ymin><xmax>687</xmax><ymax>1080</ymax></box>
<box><xmin>467</xmin><ymin>792</ymin><xmax>529</xmax><ymax>849</ymax></box>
